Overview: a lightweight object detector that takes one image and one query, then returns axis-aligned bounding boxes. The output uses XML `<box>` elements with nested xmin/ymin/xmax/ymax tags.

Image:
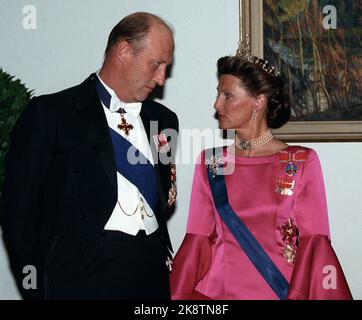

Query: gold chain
<box><xmin>117</xmin><ymin>200</ymin><xmax>138</xmax><ymax>216</ymax></box>
<box><xmin>140</xmin><ymin>198</ymin><xmax>154</xmax><ymax>217</ymax></box>
<box><xmin>117</xmin><ymin>198</ymin><xmax>154</xmax><ymax>218</ymax></box>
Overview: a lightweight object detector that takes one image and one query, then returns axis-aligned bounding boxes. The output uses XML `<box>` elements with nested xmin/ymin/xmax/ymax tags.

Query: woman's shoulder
<box><xmin>285</xmin><ymin>145</ymin><xmax>318</xmax><ymax>156</ymax></box>
<box><xmin>199</xmin><ymin>145</ymin><xmax>320</xmax><ymax>163</ymax></box>
<box><xmin>283</xmin><ymin>145</ymin><xmax>321</xmax><ymax>166</ymax></box>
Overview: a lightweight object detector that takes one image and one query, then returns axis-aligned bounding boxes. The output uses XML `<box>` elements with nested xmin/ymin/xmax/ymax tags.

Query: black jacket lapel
<box><xmin>140</xmin><ymin>101</ymin><xmax>160</xmax><ymax>163</ymax></box>
<box><xmin>75</xmin><ymin>74</ymin><xmax>117</xmax><ymax>194</ymax></box>
<box><xmin>140</xmin><ymin>101</ymin><xmax>171</xmax><ymax>248</ymax></box>
<box><xmin>140</xmin><ymin>102</ymin><xmax>166</xmax><ymax>202</ymax></box>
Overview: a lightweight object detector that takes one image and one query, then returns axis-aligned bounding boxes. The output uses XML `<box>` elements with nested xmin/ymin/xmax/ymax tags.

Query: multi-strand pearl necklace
<box><xmin>235</xmin><ymin>129</ymin><xmax>274</xmax><ymax>150</ymax></box>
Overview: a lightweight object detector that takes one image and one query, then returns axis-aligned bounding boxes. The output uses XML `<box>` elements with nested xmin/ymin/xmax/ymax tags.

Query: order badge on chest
<box><xmin>275</xmin><ymin>149</ymin><xmax>306</xmax><ymax>196</ymax></box>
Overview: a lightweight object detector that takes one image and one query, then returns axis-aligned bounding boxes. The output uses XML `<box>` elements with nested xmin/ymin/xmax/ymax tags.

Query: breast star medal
<box><xmin>283</xmin><ymin>243</ymin><xmax>297</xmax><ymax>264</ymax></box>
<box><xmin>280</xmin><ymin>218</ymin><xmax>298</xmax><ymax>264</ymax></box>
<box><xmin>281</xmin><ymin>218</ymin><xmax>297</xmax><ymax>242</ymax></box>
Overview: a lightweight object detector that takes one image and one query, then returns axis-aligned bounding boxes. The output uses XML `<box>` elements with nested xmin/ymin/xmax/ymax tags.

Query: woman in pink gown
<box><xmin>170</xmin><ymin>50</ymin><xmax>352</xmax><ymax>300</ymax></box>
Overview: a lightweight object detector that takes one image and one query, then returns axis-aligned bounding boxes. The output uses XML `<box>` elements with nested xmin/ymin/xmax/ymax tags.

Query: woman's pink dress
<box><xmin>170</xmin><ymin>146</ymin><xmax>352</xmax><ymax>300</ymax></box>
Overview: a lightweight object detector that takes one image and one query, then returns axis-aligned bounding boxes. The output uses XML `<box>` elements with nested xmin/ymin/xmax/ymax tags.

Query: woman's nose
<box><xmin>214</xmin><ymin>97</ymin><xmax>222</xmax><ymax>110</ymax></box>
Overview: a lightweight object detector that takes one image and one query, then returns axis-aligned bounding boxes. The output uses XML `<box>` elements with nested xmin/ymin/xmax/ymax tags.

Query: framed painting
<box><xmin>239</xmin><ymin>0</ymin><xmax>362</xmax><ymax>141</ymax></box>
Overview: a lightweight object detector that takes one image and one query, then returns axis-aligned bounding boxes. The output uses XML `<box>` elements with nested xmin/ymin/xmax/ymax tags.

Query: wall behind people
<box><xmin>0</xmin><ymin>0</ymin><xmax>361</xmax><ymax>299</ymax></box>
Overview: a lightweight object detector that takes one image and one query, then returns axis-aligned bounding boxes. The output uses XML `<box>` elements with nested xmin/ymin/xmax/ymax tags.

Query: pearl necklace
<box><xmin>235</xmin><ymin>129</ymin><xmax>273</xmax><ymax>150</ymax></box>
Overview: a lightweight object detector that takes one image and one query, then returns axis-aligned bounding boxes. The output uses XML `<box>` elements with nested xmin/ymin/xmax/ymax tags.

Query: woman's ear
<box><xmin>253</xmin><ymin>94</ymin><xmax>267</xmax><ymax>112</ymax></box>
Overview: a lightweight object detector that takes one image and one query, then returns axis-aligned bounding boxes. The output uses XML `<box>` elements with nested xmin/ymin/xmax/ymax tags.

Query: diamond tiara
<box><xmin>236</xmin><ymin>37</ymin><xmax>279</xmax><ymax>77</ymax></box>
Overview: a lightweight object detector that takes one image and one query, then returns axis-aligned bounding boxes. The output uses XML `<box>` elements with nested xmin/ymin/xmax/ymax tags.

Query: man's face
<box><xmin>121</xmin><ymin>24</ymin><xmax>174</xmax><ymax>102</ymax></box>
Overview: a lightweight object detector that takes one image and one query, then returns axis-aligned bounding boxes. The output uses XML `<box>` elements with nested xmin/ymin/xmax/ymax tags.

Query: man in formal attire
<box><xmin>0</xmin><ymin>12</ymin><xmax>178</xmax><ymax>300</ymax></box>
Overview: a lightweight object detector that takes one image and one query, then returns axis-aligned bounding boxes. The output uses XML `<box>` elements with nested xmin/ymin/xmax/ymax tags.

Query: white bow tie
<box><xmin>109</xmin><ymin>95</ymin><xmax>142</xmax><ymax>118</ymax></box>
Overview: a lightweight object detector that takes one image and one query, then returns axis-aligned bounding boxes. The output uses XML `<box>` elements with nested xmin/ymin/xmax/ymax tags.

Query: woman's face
<box><xmin>214</xmin><ymin>74</ymin><xmax>255</xmax><ymax>130</ymax></box>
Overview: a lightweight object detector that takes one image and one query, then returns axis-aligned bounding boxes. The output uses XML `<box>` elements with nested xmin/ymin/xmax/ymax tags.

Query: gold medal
<box><xmin>275</xmin><ymin>177</ymin><xmax>295</xmax><ymax>196</ymax></box>
<box><xmin>117</xmin><ymin>109</ymin><xmax>133</xmax><ymax>136</ymax></box>
<box><xmin>167</xmin><ymin>164</ymin><xmax>177</xmax><ymax>208</ymax></box>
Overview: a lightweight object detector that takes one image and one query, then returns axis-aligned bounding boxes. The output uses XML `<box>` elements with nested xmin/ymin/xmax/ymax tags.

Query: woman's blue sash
<box><xmin>205</xmin><ymin>148</ymin><xmax>289</xmax><ymax>300</ymax></box>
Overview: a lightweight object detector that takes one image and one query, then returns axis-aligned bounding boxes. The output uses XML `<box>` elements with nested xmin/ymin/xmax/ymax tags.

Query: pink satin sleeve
<box><xmin>170</xmin><ymin>152</ymin><xmax>215</xmax><ymax>300</ymax></box>
<box><xmin>287</xmin><ymin>235</ymin><xmax>352</xmax><ymax>300</ymax></box>
<box><xmin>170</xmin><ymin>234</ymin><xmax>213</xmax><ymax>300</ymax></box>
<box><xmin>186</xmin><ymin>151</ymin><xmax>216</xmax><ymax>236</ymax></box>
<box><xmin>295</xmin><ymin>149</ymin><xmax>330</xmax><ymax>238</ymax></box>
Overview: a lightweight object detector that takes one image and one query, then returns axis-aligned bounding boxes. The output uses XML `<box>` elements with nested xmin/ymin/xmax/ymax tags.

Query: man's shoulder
<box><xmin>33</xmin><ymin>74</ymin><xmax>94</xmax><ymax>105</ymax></box>
<box><xmin>143</xmin><ymin>99</ymin><xmax>178</xmax><ymax>119</ymax></box>
<box><xmin>35</xmin><ymin>86</ymin><xmax>77</xmax><ymax>105</ymax></box>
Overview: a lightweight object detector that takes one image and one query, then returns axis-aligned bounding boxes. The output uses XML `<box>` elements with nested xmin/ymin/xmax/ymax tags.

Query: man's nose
<box><xmin>154</xmin><ymin>67</ymin><xmax>166</xmax><ymax>86</ymax></box>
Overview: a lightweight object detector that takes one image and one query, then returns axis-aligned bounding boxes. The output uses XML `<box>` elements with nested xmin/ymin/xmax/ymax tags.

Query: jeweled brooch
<box><xmin>205</xmin><ymin>154</ymin><xmax>225</xmax><ymax>178</ymax></box>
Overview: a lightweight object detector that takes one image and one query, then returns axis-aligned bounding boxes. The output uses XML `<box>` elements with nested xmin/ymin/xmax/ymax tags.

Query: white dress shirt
<box><xmin>96</xmin><ymin>74</ymin><xmax>159</xmax><ymax>235</ymax></box>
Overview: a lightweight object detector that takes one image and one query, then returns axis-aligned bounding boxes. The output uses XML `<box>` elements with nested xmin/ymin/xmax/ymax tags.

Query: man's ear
<box><xmin>115</xmin><ymin>40</ymin><xmax>134</xmax><ymax>62</ymax></box>
<box><xmin>253</xmin><ymin>94</ymin><xmax>267</xmax><ymax>112</ymax></box>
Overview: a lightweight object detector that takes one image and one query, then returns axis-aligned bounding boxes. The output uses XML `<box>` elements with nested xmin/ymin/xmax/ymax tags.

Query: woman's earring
<box><xmin>252</xmin><ymin>109</ymin><xmax>257</xmax><ymax>120</ymax></box>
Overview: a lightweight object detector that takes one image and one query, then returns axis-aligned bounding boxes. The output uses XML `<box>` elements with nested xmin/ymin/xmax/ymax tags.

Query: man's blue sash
<box><xmin>108</xmin><ymin>128</ymin><xmax>158</xmax><ymax>211</ymax></box>
<box><xmin>205</xmin><ymin>148</ymin><xmax>289</xmax><ymax>300</ymax></box>
<box><xmin>94</xmin><ymin>77</ymin><xmax>158</xmax><ymax>212</ymax></box>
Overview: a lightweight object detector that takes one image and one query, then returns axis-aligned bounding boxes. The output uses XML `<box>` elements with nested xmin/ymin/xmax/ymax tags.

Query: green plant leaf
<box><xmin>0</xmin><ymin>68</ymin><xmax>32</xmax><ymax>189</ymax></box>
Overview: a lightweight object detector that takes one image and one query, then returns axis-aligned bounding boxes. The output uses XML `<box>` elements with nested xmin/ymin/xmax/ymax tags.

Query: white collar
<box><xmin>96</xmin><ymin>74</ymin><xmax>142</xmax><ymax>118</ymax></box>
